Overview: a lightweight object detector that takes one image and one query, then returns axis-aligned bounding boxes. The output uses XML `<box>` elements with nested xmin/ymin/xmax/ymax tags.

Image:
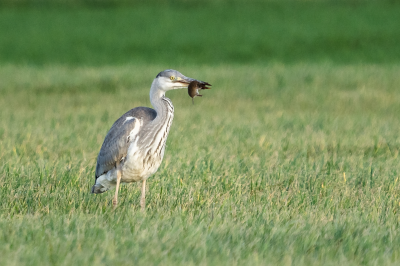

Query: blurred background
<box><xmin>1</xmin><ymin>0</ymin><xmax>400</xmax><ymax>66</ymax></box>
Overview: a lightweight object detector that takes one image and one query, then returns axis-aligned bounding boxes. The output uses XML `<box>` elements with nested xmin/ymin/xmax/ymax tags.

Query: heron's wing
<box><xmin>95</xmin><ymin>107</ymin><xmax>157</xmax><ymax>178</ymax></box>
<box><xmin>95</xmin><ymin>117</ymin><xmax>138</xmax><ymax>178</ymax></box>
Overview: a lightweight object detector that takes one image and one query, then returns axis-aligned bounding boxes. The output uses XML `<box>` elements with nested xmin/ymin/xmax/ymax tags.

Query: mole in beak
<box><xmin>188</xmin><ymin>80</ymin><xmax>211</xmax><ymax>104</ymax></box>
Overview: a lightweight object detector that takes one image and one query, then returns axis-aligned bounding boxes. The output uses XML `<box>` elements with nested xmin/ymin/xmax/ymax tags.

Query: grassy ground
<box><xmin>1</xmin><ymin>2</ymin><xmax>400</xmax><ymax>265</ymax></box>
<box><xmin>1</xmin><ymin>64</ymin><xmax>400</xmax><ymax>265</ymax></box>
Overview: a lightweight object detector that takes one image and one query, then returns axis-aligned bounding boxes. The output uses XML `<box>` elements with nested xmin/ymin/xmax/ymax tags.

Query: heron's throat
<box><xmin>150</xmin><ymin>79</ymin><xmax>166</xmax><ymax>107</ymax></box>
<box><xmin>147</xmin><ymin>84</ymin><xmax>174</xmax><ymax>158</ymax></box>
<box><xmin>149</xmin><ymin>81</ymin><xmax>174</xmax><ymax>131</ymax></box>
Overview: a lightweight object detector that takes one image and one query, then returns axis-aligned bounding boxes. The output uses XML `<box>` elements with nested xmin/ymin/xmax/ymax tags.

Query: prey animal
<box><xmin>188</xmin><ymin>80</ymin><xmax>211</xmax><ymax>104</ymax></box>
<box><xmin>92</xmin><ymin>70</ymin><xmax>211</xmax><ymax>210</ymax></box>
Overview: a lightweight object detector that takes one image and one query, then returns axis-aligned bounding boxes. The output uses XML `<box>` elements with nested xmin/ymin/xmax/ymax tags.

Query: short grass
<box><xmin>1</xmin><ymin>1</ymin><xmax>400</xmax><ymax>265</ymax></box>
<box><xmin>1</xmin><ymin>64</ymin><xmax>400</xmax><ymax>265</ymax></box>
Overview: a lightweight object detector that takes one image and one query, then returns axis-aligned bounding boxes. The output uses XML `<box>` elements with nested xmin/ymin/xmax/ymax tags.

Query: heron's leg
<box><xmin>140</xmin><ymin>179</ymin><xmax>146</xmax><ymax>211</ymax></box>
<box><xmin>112</xmin><ymin>169</ymin><xmax>122</xmax><ymax>209</ymax></box>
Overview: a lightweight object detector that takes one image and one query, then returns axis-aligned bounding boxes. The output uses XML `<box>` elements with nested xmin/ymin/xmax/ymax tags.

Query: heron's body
<box><xmin>91</xmin><ymin>69</ymin><xmax>210</xmax><ymax>209</ymax></box>
<box><xmin>93</xmin><ymin>106</ymin><xmax>167</xmax><ymax>193</ymax></box>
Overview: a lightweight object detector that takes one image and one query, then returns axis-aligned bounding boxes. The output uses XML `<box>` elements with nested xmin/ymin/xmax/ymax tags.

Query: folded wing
<box><xmin>95</xmin><ymin>107</ymin><xmax>157</xmax><ymax>179</ymax></box>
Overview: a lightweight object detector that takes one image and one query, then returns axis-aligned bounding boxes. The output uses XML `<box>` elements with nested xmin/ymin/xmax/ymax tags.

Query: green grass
<box><xmin>1</xmin><ymin>1</ymin><xmax>400</xmax><ymax>265</ymax></box>
<box><xmin>1</xmin><ymin>64</ymin><xmax>400</xmax><ymax>265</ymax></box>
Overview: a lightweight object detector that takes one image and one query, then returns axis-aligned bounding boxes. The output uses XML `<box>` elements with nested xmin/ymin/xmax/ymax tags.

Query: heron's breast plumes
<box><xmin>122</xmin><ymin>103</ymin><xmax>174</xmax><ymax>183</ymax></box>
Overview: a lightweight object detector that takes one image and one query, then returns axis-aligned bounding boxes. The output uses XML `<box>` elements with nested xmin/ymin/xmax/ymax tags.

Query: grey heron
<box><xmin>91</xmin><ymin>69</ymin><xmax>211</xmax><ymax>210</ymax></box>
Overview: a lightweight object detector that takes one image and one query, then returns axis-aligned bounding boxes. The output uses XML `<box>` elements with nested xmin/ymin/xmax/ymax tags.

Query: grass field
<box><xmin>1</xmin><ymin>1</ymin><xmax>400</xmax><ymax>265</ymax></box>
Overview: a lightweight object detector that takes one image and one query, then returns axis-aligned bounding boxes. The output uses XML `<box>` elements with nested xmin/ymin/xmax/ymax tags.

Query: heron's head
<box><xmin>154</xmin><ymin>69</ymin><xmax>210</xmax><ymax>91</ymax></box>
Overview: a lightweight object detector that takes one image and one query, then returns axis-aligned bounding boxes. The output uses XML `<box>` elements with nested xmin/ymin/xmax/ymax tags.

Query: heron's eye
<box><xmin>170</xmin><ymin>76</ymin><xmax>175</xmax><ymax>81</ymax></box>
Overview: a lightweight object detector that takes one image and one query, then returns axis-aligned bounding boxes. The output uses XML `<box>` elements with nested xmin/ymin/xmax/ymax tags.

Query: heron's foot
<box><xmin>112</xmin><ymin>198</ymin><xmax>118</xmax><ymax>209</ymax></box>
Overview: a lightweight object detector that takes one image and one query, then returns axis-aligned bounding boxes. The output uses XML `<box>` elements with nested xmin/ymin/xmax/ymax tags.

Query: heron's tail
<box><xmin>91</xmin><ymin>183</ymin><xmax>108</xmax><ymax>194</ymax></box>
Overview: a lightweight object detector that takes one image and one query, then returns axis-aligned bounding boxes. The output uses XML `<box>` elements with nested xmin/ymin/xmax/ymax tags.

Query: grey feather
<box><xmin>95</xmin><ymin>107</ymin><xmax>157</xmax><ymax>178</ymax></box>
<box><xmin>156</xmin><ymin>69</ymin><xmax>186</xmax><ymax>79</ymax></box>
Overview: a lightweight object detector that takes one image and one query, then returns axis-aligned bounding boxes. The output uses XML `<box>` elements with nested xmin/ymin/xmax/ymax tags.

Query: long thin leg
<box><xmin>112</xmin><ymin>169</ymin><xmax>122</xmax><ymax>209</ymax></box>
<box><xmin>140</xmin><ymin>179</ymin><xmax>146</xmax><ymax>211</ymax></box>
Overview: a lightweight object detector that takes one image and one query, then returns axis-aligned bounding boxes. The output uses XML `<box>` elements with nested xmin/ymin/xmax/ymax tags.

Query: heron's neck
<box><xmin>149</xmin><ymin>80</ymin><xmax>174</xmax><ymax>124</ymax></box>
<box><xmin>142</xmin><ymin>80</ymin><xmax>174</xmax><ymax>154</ymax></box>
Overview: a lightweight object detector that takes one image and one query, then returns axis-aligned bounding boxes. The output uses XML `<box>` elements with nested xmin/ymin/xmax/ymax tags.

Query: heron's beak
<box><xmin>176</xmin><ymin>76</ymin><xmax>212</xmax><ymax>87</ymax></box>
